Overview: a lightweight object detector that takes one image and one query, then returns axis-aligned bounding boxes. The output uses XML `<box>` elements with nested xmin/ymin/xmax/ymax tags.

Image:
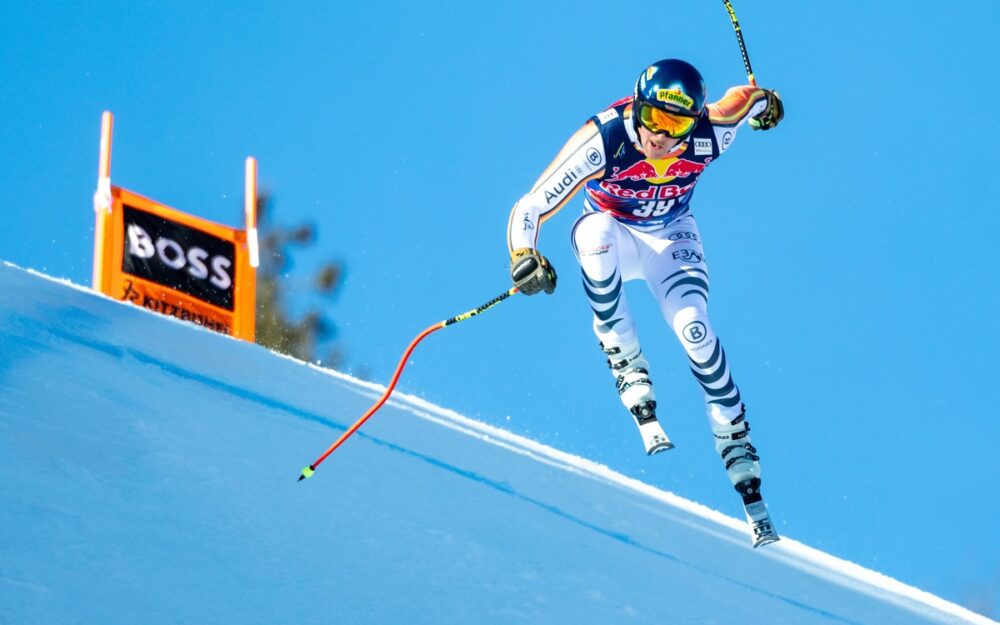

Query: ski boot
<box><xmin>714</xmin><ymin>407</ymin><xmax>779</xmax><ymax>548</ymax></box>
<box><xmin>602</xmin><ymin>340</ymin><xmax>674</xmax><ymax>455</ymax></box>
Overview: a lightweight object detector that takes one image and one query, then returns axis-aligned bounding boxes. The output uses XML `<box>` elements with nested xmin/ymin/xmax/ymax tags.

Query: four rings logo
<box><xmin>668</xmin><ymin>231</ymin><xmax>700</xmax><ymax>242</ymax></box>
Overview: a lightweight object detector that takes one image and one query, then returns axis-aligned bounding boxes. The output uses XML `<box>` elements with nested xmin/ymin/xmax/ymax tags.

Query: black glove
<box><xmin>510</xmin><ymin>248</ymin><xmax>557</xmax><ymax>295</ymax></box>
<box><xmin>749</xmin><ymin>89</ymin><xmax>783</xmax><ymax>131</ymax></box>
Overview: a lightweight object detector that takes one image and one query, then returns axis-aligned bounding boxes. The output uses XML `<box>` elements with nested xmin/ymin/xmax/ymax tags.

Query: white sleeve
<box><xmin>507</xmin><ymin>124</ymin><xmax>606</xmax><ymax>251</ymax></box>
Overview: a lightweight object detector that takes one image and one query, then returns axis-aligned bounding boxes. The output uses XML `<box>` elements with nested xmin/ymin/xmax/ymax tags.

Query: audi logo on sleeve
<box><xmin>122</xmin><ymin>205</ymin><xmax>236</xmax><ymax>311</ymax></box>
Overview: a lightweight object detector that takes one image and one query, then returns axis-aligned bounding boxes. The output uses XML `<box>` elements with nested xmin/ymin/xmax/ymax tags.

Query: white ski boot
<box><xmin>714</xmin><ymin>407</ymin><xmax>779</xmax><ymax>547</ymax></box>
<box><xmin>602</xmin><ymin>341</ymin><xmax>674</xmax><ymax>455</ymax></box>
<box><xmin>712</xmin><ymin>408</ymin><xmax>760</xmax><ymax>485</ymax></box>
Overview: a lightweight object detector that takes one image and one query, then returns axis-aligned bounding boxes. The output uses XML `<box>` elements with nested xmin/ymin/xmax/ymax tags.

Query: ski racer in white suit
<box><xmin>507</xmin><ymin>59</ymin><xmax>784</xmax><ymax>542</ymax></box>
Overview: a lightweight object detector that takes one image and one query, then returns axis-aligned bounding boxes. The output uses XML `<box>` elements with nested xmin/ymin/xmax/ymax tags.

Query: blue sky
<box><xmin>2</xmin><ymin>1</ymin><xmax>999</xmax><ymax>618</ymax></box>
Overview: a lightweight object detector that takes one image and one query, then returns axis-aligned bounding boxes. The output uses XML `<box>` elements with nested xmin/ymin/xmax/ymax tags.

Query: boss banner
<box><xmin>122</xmin><ymin>204</ymin><xmax>236</xmax><ymax>311</ymax></box>
<box><xmin>92</xmin><ymin>111</ymin><xmax>258</xmax><ymax>341</ymax></box>
<box><xmin>94</xmin><ymin>187</ymin><xmax>256</xmax><ymax>339</ymax></box>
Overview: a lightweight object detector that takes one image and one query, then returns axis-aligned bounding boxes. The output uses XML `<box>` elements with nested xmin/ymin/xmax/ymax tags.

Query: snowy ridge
<box><xmin>1</xmin><ymin>261</ymin><xmax>995</xmax><ymax>625</ymax></box>
<box><xmin>310</xmin><ymin>362</ymin><xmax>996</xmax><ymax>625</ymax></box>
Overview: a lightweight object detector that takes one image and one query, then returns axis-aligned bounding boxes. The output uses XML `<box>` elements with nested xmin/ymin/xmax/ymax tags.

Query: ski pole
<box><xmin>298</xmin><ymin>286</ymin><xmax>519</xmax><ymax>481</ymax></box>
<box><xmin>722</xmin><ymin>0</ymin><xmax>757</xmax><ymax>86</ymax></box>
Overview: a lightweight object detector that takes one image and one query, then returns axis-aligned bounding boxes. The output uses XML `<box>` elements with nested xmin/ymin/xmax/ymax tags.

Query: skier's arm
<box><xmin>706</xmin><ymin>86</ymin><xmax>782</xmax><ymax>154</ymax></box>
<box><xmin>506</xmin><ymin>121</ymin><xmax>606</xmax><ymax>253</ymax></box>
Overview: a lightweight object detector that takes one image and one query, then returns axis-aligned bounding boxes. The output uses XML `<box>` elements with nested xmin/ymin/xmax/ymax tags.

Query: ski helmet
<box><xmin>633</xmin><ymin>59</ymin><xmax>707</xmax><ymax>140</ymax></box>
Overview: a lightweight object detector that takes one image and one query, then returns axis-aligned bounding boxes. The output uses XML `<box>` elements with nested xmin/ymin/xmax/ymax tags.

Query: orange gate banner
<box><xmin>92</xmin><ymin>112</ymin><xmax>258</xmax><ymax>341</ymax></box>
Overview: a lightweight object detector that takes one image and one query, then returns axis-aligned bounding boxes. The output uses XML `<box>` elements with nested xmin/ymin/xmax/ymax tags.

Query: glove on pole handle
<box><xmin>298</xmin><ymin>287</ymin><xmax>519</xmax><ymax>481</ymax></box>
<box><xmin>722</xmin><ymin>0</ymin><xmax>757</xmax><ymax>86</ymax></box>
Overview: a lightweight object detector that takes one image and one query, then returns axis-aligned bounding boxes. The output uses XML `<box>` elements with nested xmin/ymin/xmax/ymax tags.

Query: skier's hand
<box><xmin>510</xmin><ymin>248</ymin><xmax>557</xmax><ymax>295</ymax></box>
<box><xmin>749</xmin><ymin>90</ymin><xmax>783</xmax><ymax>131</ymax></box>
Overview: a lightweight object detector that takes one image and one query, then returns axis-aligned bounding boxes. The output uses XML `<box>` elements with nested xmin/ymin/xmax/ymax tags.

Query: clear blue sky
<box><xmin>2</xmin><ymin>1</ymin><xmax>998</xmax><ymax>618</ymax></box>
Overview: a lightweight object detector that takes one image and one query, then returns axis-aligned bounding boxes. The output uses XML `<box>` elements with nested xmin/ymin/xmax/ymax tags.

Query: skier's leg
<box><xmin>571</xmin><ymin>212</ymin><xmax>639</xmax><ymax>344</ymax></box>
<box><xmin>643</xmin><ymin>217</ymin><xmax>760</xmax><ymax>489</ymax></box>
<box><xmin>572</xmin><ymin>212</ymin><xmax>672</xmax><ymax>454</ymax></box>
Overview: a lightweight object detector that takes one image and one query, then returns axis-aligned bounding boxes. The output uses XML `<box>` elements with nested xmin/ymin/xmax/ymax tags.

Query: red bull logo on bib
<box><xmin>606</xmin><ymin>157</ymin><xmax>708</xmax><ymax>184</ymax></box>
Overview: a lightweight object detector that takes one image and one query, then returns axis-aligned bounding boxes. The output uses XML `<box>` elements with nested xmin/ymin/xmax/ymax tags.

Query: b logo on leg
<box><xmin>683</xmin><ymin>321</ymin><xmax>707</xmax><ymax>344</ymax></box>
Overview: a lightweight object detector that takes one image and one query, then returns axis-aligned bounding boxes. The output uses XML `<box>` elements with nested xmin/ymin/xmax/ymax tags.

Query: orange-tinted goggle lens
<box><xmin>637</xmin><ymin>103</ymin><xmax>697</xmax><ymax>138</ymax></box>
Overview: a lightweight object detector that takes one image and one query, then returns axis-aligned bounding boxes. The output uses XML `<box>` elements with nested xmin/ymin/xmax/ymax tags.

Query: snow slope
<box><xmin>0</xmin><ymin>262</ymin><xmax>993</xmax><ymax>625</ymax></box>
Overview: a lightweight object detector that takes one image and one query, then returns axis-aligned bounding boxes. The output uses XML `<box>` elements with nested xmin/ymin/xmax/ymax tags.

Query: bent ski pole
<box><xmin>298</xmin><ymin>287</ymin><xmax>519</xmax><ymax>481</ymax></box>
<box><xmin>722</xmin><ymin>0</ymin><xmax>757</xmax><ymax>86</ymax></box>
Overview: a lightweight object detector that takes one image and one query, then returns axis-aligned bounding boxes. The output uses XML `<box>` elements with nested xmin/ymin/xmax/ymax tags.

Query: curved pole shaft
<box><xmin>299</xmin><ymin>287</ymin><xmax>518</xmax><ymax>481</ymax></box>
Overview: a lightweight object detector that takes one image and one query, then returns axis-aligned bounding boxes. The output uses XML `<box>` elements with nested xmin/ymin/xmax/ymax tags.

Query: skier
<box><xmin>507</xmin><ymin>59</ymin><xmax>784</xmax><ymax>547</ymax></box>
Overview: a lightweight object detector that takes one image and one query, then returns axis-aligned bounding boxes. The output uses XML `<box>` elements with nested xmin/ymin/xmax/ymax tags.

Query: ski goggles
<box><xmin>636</xmin><ymin>102</ymin><xmax>699</xmax><ymax>138</ymax></box>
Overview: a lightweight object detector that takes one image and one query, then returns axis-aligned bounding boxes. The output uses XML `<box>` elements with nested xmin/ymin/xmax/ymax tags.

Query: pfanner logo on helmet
<box><xmin>657</xmin><ymin>89</ymin><xmax>694</xmax><ymax>109</ymax></box>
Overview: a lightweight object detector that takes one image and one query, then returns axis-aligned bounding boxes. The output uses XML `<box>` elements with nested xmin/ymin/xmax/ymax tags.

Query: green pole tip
<box><xmin>298</xmin><ymin>465</ymin><xmax>315</xmax><ymax>482</ymax></box>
